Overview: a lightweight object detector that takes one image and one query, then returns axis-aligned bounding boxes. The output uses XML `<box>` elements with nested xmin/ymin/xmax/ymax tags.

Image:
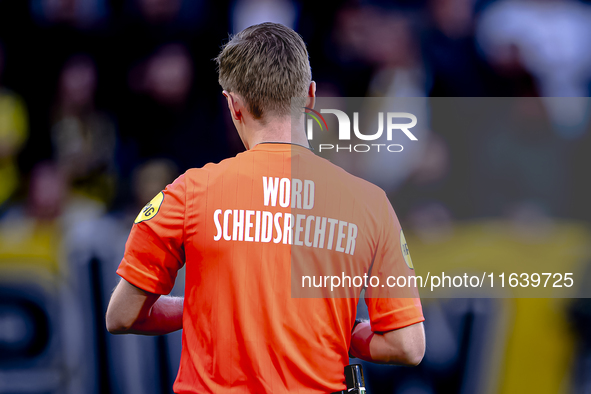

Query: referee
<box><xmin>106</xmin><ymin>22</ymin><xmax>425</xmax><ymax>393</ymax></box>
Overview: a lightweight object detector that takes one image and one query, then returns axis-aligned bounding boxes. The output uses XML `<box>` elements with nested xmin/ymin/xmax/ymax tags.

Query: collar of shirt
<box><xmin>251</xmin><ymin>142</ymin><xmax>314</xmax><ymax>152</ymax></box>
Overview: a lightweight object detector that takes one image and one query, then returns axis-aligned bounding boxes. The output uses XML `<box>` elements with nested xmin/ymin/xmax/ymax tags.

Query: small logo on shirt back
<box><xmin>135</xmin><ymin>192</ymin><xmax>164</xmax><ymax>224</ymax></box>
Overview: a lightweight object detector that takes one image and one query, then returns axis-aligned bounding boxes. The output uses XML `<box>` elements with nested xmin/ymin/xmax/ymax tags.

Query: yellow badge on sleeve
<box><xmin>135</xmin><ymin>192</ymin><xmax>164</xmax><ymax>224</ymax></box>
<box><xmin>400</xmin><ymin>229</ymin><xmax>414</xmax><ymax>269</ymax></box>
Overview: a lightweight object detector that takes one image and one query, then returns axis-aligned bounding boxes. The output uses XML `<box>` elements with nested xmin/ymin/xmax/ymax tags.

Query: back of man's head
<box><xmin>216</xmin><ymin>22</ymin><xmax>311</xmax><ymax>121</ymax></box>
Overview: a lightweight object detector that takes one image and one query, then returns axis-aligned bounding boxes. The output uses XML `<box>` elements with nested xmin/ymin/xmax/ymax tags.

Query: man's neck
<box><xmin>244</xmin><ymin>117</ymin><xmax>310</xmax><ymax>150</ymax></box>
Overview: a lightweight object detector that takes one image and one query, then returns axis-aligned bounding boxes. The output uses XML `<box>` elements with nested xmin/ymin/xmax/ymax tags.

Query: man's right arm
<box><xmin>350</xmin><ymin>320</ymin><xmax>425</xmax><ymax>366</ymax></box>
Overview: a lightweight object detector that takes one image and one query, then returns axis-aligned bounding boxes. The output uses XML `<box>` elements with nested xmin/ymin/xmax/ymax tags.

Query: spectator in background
<box><xmin>0</xmin><ymin>162</ymin><xmax>70</xmax><ymax>393</ymax></box>
<box><xmin>30</xmin><ymin>0</ymin><xmax>110</xmax><ymax>30</ymax></box>
<box><xmin>114</xmin><ymin>0</ymin><xmax>218</xmax><ymax>86</ymax></box>
<box><xmin>0</xmin><ymin>160</ymin><xmax>102</xmax><ymax>266</ymax></box>
<box><xmin>299</xmin><ymin>1</ymin><xmax>374</xmax><ymax>98</ymax></box>
<box><xmin>477</xmin><ymin>0</ymin><xmax>591</xmax><ymax>98</ymax></box>
<box><xmin>135</xmin><ymin>0</ymin><xmax>183</xmax><ymax>24</ymax></box>
<box><xmin>68</xmin><ymin>159</ymin><xmax>180</xmax><ymax>278</ymax></box>
<box><xmin>66</xmin><ymin>159</ymin><xmax>180</xmax><ymax>394</ymax></box>
<box><xmin>10</xmin><ymin>161</ymin><xmax>104</xmax><ymax>231</ymax></box>
<box><xmin>422</xmin><ymin>0</ymin><xmax>495</xmax><ymax>96</ymax></box>
<box><xmin>51</xmin><ymin>54</ymin><xmax>117</xmax><ymax>205</ymax></box>
<box><xmin>327</xmin><ymin>6</ymin><xmax>433</xmax><ymax>195</ymax></box>
<box><xmin>141</xmin><ymin>44</ymin><xmax>193</xmax><ymax>108</ymax></box>
<box><xmin>0</xmin><ymin>42</ymin><xmax>29</xmax><ymax>207</ymax></box>
<box><xmin>122</xmin><ymin>43</ymin><xmax>231</xmax><ymax>171</ymax></box>
<box><xmin>116</xmin><ymin>0</ymin><xmax>219</xmax><ymax>61</ymax></box>
<box><xmin>128</xmin><ymin>0</ymin><xmax>209</xmax><ymax>30</ymax></box>
<box><xmin>231</xmin><ymin>0</ymin><xmax>298</xmax><ymax>33</ymax></box>
<box><xmin>334</xmin><ymin>5</ymin><xmax>427</xmax><ymax>98</ymax></box>
<box><xmin>0</xmin><ymin>160</ymin><xmax>117</xmax><ymax>394</ymax></box>
<box><xmin>365</xmin><ymin>11</ymin><xmax>426</xmax><ymax>98</ymax></box>
<box><xmin>24</xmin><ymin>0</ymin><xmax>113</xmax><ymax>177</ymax></box>
<box><xmin>477</xmin><ymin>0</ymin><xmax>591</xmax><ymax>138</ymax></box>
<box><xmin>111</xmin><ymin>0</ymin><xmax>228</xmax><ymax>175</ymax></box>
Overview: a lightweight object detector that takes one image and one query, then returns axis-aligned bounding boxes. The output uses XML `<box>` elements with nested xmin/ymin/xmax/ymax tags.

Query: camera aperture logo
<box><xmin>304</xmin><ymin>107</ymin><xmax>418</xmax><ymax>153</ymax></box>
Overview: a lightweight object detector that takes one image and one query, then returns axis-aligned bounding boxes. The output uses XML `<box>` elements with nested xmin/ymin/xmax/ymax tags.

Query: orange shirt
<box><xmin>117</xmin><ymin>143</ymin><xmax>423</xmax><ymax>393</ymax></box>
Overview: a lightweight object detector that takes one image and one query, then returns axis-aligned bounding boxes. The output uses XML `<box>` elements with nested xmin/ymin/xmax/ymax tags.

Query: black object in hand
<box><xmin>345</xmin><ymin>364</ymin><xmax>367</xmax><ymax>394</ymax></box>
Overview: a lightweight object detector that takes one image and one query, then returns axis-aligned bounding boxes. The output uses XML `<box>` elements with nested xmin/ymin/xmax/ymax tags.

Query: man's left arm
<box><xmin>106</xmin><ymin>278</ymin><xmax>183</xmax><ymax>335</ymax></box>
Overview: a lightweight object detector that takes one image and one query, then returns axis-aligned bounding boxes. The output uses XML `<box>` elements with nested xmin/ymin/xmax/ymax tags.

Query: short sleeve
<box><xmin>365</xmin><ymin>195</ymin><xmax>424</xmax><ymax>332</ymax></box>
<box><xmin>116</xmin><ymin>174</ymin><xmax>186</xmax><ymax>295</ymax></box>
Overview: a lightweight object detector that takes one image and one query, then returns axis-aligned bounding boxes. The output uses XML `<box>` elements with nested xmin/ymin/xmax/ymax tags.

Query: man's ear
<box><xmin>305</xmin><ymin>81</ymin><xmax>316</xmax><ymax>109</ymax></box>
<box><xmin>223</xmin><ymin>90</ymin><xmax>242</xmax><ymax>121</ymax></box>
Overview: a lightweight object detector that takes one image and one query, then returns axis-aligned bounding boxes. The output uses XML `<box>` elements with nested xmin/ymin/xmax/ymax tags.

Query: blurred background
<box><xmin>1</xmin><ymin>0</ymin><xmax>591</xmax><ymax>393</ymax></box>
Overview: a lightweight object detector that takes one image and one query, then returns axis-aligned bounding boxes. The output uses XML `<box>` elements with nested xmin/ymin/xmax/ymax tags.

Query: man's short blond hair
<box><xmin>216</xmin><ymin>22</ymin><xmax>312</xmax><ymax>120</ymax></box>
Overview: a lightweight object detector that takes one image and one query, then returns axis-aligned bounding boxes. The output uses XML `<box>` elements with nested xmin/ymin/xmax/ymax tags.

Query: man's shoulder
<box><xmin>312</xmin><ymin>154</ymin><xmax>387</xmax><ymax>201</ymax></box>
<box><xmin>183</xmin><ymin>155</ymin><xmax>241</xmax><ymax>180</ymax></box>
<box><xmin>181</xmin><ymin>151</ymin><xmax>387</xmax><ymax>204</ymax></box>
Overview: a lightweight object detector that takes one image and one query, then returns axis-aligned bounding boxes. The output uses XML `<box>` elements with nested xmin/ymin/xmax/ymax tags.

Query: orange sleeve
<box><xmin>116</xmin><ymin>174</ymin><xmax>186</xmax><ymax>295</ymax></box>
<box><xmin>365</xmin><ymin>194</ymin><xmax>424</xmax><ymax>332</ymax></box>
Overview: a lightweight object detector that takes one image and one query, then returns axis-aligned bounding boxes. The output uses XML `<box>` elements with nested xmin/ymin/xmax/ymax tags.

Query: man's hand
<box><xmin>106</xmin><ymin>279</ymin><xmax>183</xmax><ymax>335</ymax></box>
<box><xmin>350</xmin><ymin>321</ymin><xmax>425</xmax><ymax>366</ymax></box>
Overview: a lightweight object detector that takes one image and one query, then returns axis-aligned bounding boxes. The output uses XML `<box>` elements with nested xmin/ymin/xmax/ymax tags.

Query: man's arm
<box><xmin>350</xmin><ymin>321</ymin><xmax>425</xmax><ymax>366</ymax></box>
<box><xmin>106</xmin><ymin>278</ymin><xmax>183</xmax><ymax>335</ymax></box>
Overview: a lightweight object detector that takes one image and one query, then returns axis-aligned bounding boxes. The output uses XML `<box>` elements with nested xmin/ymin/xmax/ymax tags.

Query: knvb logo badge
<box><xmin>303</xmin><ymin>108</ymin><xmax>418</xmax><ymax>153</ymax></box>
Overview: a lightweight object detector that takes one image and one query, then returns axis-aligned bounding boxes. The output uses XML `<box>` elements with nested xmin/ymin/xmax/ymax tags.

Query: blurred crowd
<box><xmin>1</xmin><ymin>0</ymin><xmax>591</xmax><ymax>393</ymax></box>
<box><xmin>0</xmin><ymin>0</ymin><xmax>589</xmax><ymax>219</ymax></box>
